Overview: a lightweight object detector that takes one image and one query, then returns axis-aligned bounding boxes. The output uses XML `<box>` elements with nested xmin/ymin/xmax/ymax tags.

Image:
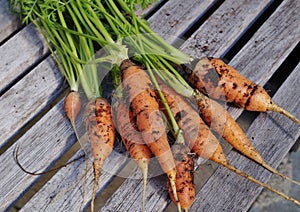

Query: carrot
<box><xmin>156</xmin><ymin>81</ymin><xmax>195</xmax><ymax>211</ymax></box>
<box><xmin>157</xmin><ymin>78</ymin><xmax>226</xmax><ymax>165</ymax></box>
<box><xmin>120</xmin><ymin>59</ymin><xmax>181</xmax><ymax>212</ymax></box>
<box><xmin>193</xmin><ymin>89</ymin><xmax>300</xmax><ymax>186</ymax></box>
<box><xmin>157</xmin><ymin>78</ymin><xmax>300</xmax><ymax>206</ymax></box>
<box><xmin>84</xmin><ymin>97</ymin><xmax>115</xmax><ymax>212</ymax></box>
<box><xmin>115</xmin><ymin>101</ymin><xmax>152</xmax><ymax>212</ymax></box>
<box><xmin>184</xmin><ymin>56</ymin><xmax>300</xmax><ymax>125</ymax></box>
<box><xmin>168</xmin><ymin>144</ymin><xmax>195</xmax><ymax>212</ymax></box>
<box><xmin>64</xmin><ymin>90</ymin><xmax>81</xmax><ymax>126</ymax></box>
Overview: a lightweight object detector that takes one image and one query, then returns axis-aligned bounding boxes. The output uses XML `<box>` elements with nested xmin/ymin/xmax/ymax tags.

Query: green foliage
<box><xmin>123</xmin><ymin>0</ymin><xmax>159</xmax><ymax>9</ymax></box>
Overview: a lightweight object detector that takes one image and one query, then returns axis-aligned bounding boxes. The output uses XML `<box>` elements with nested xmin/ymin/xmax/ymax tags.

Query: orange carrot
<box><xmin>157</xmin><ymin>78</ymin><xmax>300</xmax><ymax>206</ymax></box>
<box><xmin>184</xmin><ymin>57</ymin><xmax>300</xmax><ymax>124</ymax></box>
<box><xmin>115</xmin><ymin>101</ymin><xmax>152</xmax><ymax>211</ymax></box>
<box><xmin>157</xmin><ymin>78</ymin><xmax>226</xmax><ymax>165</ymax></box>
<box><xmin>168</xmin><ymin>144</ymin><xmax>195</xmax><ymax>212</ymax></box>
<box><xmin>64</xmin><ymin>90</ymin><xmax>81</xmax><ymax>125</ymax></box>
<box><xmin>193</xmin><ymin>89</ymin><xmax>300</xmax><ymax>186</ymax></box>
<box><xmin>156</xmin><ymin>82</ymin><xmax>196</xmax><ymax>211</ymax></box>
<box><xmin>84</xmin><ymin>97</ymin><xmax>115</xmax><ymax>212</ymax></box>
<box><xmin>120</xmin><ymin>59</ymin><xmax>181</xmax><ymax>212</ymax></box>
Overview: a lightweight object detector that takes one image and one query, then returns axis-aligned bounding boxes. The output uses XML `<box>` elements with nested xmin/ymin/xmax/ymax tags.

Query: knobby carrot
<box><xmin>184</xmin><ymin>57</ymin><xmax>300</xmax><ymax>125</ymax></box>
<box><xmin>193</xmin><ymin>89</ymin><xmax>300</xmax><ymax>186</ymax></box>
<box><xmin>120</xmin><ymin>59</ymin><xmax>181</xmax><ymax>212</ymax></box>
<box><xmin>115</xmin><ymin>101</ymin><xmax>152</xmax><ymax>212</ymax></box>
<box><xmin>84</xmin><ymin>97</ymin><xmax>115</xmax><ymax>212</ymax></box>
<box><xmin>157</xmin><ymin>78</ymin><xmax>300</xmax><ymax>206</ymax></box>
<box><xmin>168</xmin><ymin>144</ymin><xmax>195</xmax><ymax>212</ymax></box>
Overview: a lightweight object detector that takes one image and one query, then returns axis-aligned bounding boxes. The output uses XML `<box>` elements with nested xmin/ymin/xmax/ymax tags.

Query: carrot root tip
<box><xmin>137</xmin><ymin>159</ymin><xmax>149</xmax><ymax>212</ymax></box>
<box><xmin>268</xmin><ymin>103</ymin><xmax>300</xmax><ymax>125</ymax></box>
<box><xmin>91</xmin><ymin>159</ymin><xmax>104</xmax><ymax>212</ymax></box>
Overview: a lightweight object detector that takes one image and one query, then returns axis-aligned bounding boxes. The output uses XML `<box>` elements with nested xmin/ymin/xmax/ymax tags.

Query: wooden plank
<box><xmin>180</xmin><ymin>0</ymin><xmax>271</xmax><ymax>58</ymax></box>
<box><xmin>0</xmin><ymin>22</ymin><xmax>48</xmax><ymax>93</ymax></box>
<box><xmin>226</xmin><ymin>0</ymin><xmax>300</xmax><ymax>118</ymax></box>
<box><xmin>190</xmin><ymin>61</ymin><xmax>300</xmax><ymax>211</ymax></box>
<box><xmin>0</xmin><ymin>56</ymin><xmax>65</xmax><ymax>148</ymax></box>
<box><xmin>148</xmin><ymin>0</ymin><xmax>216</xmax><ymax>43</ymax></box>
<box><xmin>0</xmin><ymin>0</ymin><xmax>22</xmax><ymax>43</ymax></box>
<box><xmin>0</xmin><ymin>100</ymin><xmax>76</xmax><ymax>211</ymax></box>
<box><xmin>101</xmin><ymin>0</ymin><xmax>274</xmax><ymax>211</ymax></box>
<box><xmin>101</xmin><ymin>164</ymin><xmax>171</xmax><ymax>212</ymax></box>
<box><xmin>20</xmin><ymin>149</ymin><xmax>129</xmax><ymax>212</ymax></box>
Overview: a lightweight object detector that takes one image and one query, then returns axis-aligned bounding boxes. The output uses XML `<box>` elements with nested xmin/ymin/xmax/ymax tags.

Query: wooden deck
<box><xmin>0</xmin><ymin>0</ymin><xmax>299</xmax><ymax>211</ymax></box>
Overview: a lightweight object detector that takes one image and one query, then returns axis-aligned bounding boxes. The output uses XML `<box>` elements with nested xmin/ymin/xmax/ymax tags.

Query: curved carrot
<box><xmin>120</xmin><ymin>59</ymin><xmax>181</xmax><ymax>212</ymax></box>
<box><xmin>184</xmin><ymin>57</ymin><xmax>300</xmax><ymax>125</ymax></box>
<box><xmin>193</xmin><ymin>89</ymin><xmax>300</xmax><ymax>186</ymax></box>
<box><xmin>84</xmin><ymin>97</ymin><xmax>115</xmax><ymax>212</ymax></box>
<box><xmin>115</xmin><ymin>101</ymin><xmax>152</xmax><ymax>212</ymax></box>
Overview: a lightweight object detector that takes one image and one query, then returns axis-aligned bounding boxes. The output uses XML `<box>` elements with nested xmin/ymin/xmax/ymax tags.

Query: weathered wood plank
<box><xmin>0</xmin><ymin>0</ymin><xmax>22</xmax><ymax>43</ymax></box>
<box><xmin>101</xmin><ymin>0</ymin><xmax>275</xmax><ymax>211</ymax></box>
<box><xmin>180</xmin><ymin>0</ymin><xmax>271</xmax><ymax>58</ymax></box>
<box><xmin>0</xmin><ymin>56</ymin><xmax>65</xmax><ymax>148</ymax></box>
<box><xmin>0</xmin><ymin>100</ymin><xmax>76</xmax><ymax>211</ymax></box>
<box><xmin>226</xmin><ymin>0</ymin><xmax>299</xmax><ymax>118</ymax></box>
<box><xmin>20</xmin><ymin>149</ymin><xmax>129</xmax><ymax>212</ymax></box>
<box><xmin>148</xmin><ymin>0</ymin><xmax>216</xmax><ymax>43</ymax></box>
<box><xmin>0</xmin><ymin>22</ymin><xmax>48</xmax><ymax>93</ymax></box>
<box><xmin>190</xmin><ymin>60</ymin><xmax>300</xmax><ymax>211</ymax></box>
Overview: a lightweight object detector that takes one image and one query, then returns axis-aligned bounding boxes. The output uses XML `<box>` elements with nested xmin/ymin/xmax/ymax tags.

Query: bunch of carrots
<box><xmin>9</xmin><ymin>0</ymin><xmax>300</xmax><ymax>211</ymax></box>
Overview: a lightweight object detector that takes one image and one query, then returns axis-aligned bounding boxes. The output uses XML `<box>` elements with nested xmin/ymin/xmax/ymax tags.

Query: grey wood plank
<box><xmin>148</xmin><ymin>0</ymin><xmax>216</xmax><ymax>43</ymax></box>
<box><xmin>101</xmin><ymin>164</ymin><xmax>171</xmax><ymax>212</ymax></box>
<box><xmin>0</xmin><ymin>56</ymin><xmax>65</xmax><ymax>148</ymax></box>
<box><xmin>190</xmin><ymin>60</ymin><xmax>300</xmax><ymax>212</ymax></box>
<box><xmin>20</xmin><ymin>149</ymin><xmax>129</xmax><ymax>212</ymax></box>
<box><xmin>180</xmin><ymin>0</ymin><xmax>271</xmax><ymax>58</ymax></box>
<box><xmin>101</xmin><ymin>0</ymin><xmax>276</xmax><ymax>211</ymax></box>
<box><xmin>0</xmin><ymin>100</ymin><xmax>76</xmax><ymax>211</ymax></box>
<box><xmin>0</xmin><ymin>0</ymin><xmax>22</xmax><ymax>43</ymax></box>
<box><xmin>0</xmin><ymin>22</ymin><xmax>48</xmax><ymax>93</ymax></box>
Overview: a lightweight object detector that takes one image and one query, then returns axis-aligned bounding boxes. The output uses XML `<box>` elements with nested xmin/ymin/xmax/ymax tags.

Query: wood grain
<box><xmin>149</xmin><ymin>0</ymin><xmax>216</xmax><ymax>43</ymax></box>
<box><xmin>0</xmin><ymin>23</ymin><xmax>48</xmax><ymax>93</ymax></box>
<box><xmin>0</xmin><ymin>56</ymin><xmax>65</xmax><ymax>148</ymax></box>
<box><xmin>0</xmin><ymin>100</ymin><xmax>76</xmax><ymax>211</ymax></box>
<box><xmin>0</xmin><ymin>0</ymin><xmax>22</xmax><ymax>43</ymax></box>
